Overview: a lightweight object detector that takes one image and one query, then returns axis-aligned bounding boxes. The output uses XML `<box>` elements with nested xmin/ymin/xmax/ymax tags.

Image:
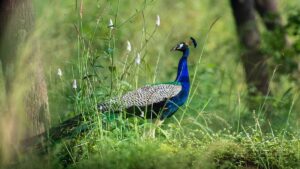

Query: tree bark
<box><xmin>255</xmin><ymin>0</ymin><xmax>282</xmax><ymax>31</ymax></box>
<box><xmin>0</xmin><ymin>0</ymin><xmax>49</xmax><ymax>163</ymax></box>
<box><xmin>255</xmin><ymin>0</ymin><xmax>288</xmax><ymax>49</ymax></box>
<box><xmin>230</xmin><ymin>0</ymin><xmax>270</xmax><ymax>96</ymax></box>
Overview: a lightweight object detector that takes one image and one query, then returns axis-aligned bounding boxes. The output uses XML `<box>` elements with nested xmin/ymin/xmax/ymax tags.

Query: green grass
<box><xmin>3</xmin><ymin>0</ymin><xmax>300</xmax><ymax>168</ymax></box>
<box><xmin>15</xmin><ymin>129</ymin><xmax>300</xmax><ymax>169</ymax></box>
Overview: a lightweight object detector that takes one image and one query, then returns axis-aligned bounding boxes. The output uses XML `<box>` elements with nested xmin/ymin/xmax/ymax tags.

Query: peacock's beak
<box><xmin>170</xmin><ymin>46</ymin><xmax>177</xmax><ymax>51</ymax></box>
<box><xmin>170</xmin><ymin>44</ymin><xmax>179</xmax><ymax>51</ymax></box>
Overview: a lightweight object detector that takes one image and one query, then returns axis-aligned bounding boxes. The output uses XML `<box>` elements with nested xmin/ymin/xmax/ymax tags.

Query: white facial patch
<box><xmin>178</xmin><ymin>43</ymin><xmax>184</xmax><ymax>49</ymax></box>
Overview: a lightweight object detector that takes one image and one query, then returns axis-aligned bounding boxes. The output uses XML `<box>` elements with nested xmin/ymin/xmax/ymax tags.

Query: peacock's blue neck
<box><xmin>175</xmin><ymin>49</ymin><xmax>190</xmax><ymax>87</ymax></box>
<box><xmin>161</xmin><ymin>48</ymin><xmax>191</xmax><ymax>120</ymax></box>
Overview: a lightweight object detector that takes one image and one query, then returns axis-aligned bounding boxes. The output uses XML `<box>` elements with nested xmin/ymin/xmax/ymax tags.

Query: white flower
<box><xmin>57</xmin><ymin>68</ymin><xmax>62</xmax><ymax>77</ymax></box>
<box><xmin>72</xmin><ymin>79</ymin><xmax>77</xmax><ymax>89</ymax></box>
<box><xmin>135</xmin><ymin>53</ymin><xmax>141</xmax><ymax>65</ymax></box>
<box><xmin>156</xmin><ymin>15</ymin><xmax>160</xmax><ymax>27</ymax></box>
<box><xmin>126</xmin><ymin>40</ymin><xmax>131</xmax><ymax>52</ymax></box>
<box><xmin>140</xmin><ymin>111</ymin><xmax>144</xmax><ymax>117</ymax></box>
<box><xmin>108</xmin><ymin>18</ymin><xmax>114</xmax><ymax>29</ymax></box>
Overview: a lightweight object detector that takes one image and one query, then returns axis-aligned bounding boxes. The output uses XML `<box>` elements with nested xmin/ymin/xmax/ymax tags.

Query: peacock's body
<box><xmin>23</xmin><ymin>37</ymin><xmax>197</xmax><ymax>148</ymax></box>
<box><xmin>98</xmin><ymin>83</ymin><xmax>182</xmax><ymax>119</ymax></box>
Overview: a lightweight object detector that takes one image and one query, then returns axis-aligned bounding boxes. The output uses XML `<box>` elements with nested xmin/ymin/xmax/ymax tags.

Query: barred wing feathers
<box><xmin>98</xmin><ymin>83</ymin><xmax>182</xmax><ymax>112</ymax></box>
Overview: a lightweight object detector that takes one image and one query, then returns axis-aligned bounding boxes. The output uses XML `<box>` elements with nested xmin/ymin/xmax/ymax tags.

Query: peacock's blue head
<box><xmin>171</xmin><ymin>42</ymin><xmax>188</xmax><ymax>52</ymax></box>
<box><xmin>171</xmin><ymin>37</ymin><xmax>197</xmax><ymax>52</ymax></box>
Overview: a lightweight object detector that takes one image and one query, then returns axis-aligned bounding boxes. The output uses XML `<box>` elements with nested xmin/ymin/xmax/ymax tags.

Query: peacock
<box><xmin>98</xmin><ymin>37</ymin><xmax>197</xmax><ymax>124</ymax></box>
<box><xmin>23</xmin><ymin>37</ymin><xmax>197</xmax><ymax>148</ymax></box>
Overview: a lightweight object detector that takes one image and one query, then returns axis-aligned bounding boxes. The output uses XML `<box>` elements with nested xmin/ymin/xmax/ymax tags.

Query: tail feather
<box><xmin>22</xmin><ymin>113</ymin><xmax>94</xmax><ymax>151</ymax></box>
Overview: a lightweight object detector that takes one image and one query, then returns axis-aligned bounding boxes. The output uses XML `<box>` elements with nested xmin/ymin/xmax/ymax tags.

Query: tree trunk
<box><xmin>230</xmin><ymin>0</ymin><xmax>270</xmax><ymax>97</ymax></box>
<box><xmin>255</xmin><ymin>0</ymin><xmax>282</xmax><ymax>31</ymax></box>
<box><xmin>0</xmin><ymin>0</ymin><xmax>49</xmax><ymax>163</ymax></box>
<box><xmin>255</xmin><ymin>0</ymin><xmax>288</xmax><ymax>49</ymax></box>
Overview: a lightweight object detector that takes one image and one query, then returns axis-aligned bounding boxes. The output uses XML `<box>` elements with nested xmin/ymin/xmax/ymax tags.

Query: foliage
<box><xmin>261</xmin><ymin>8</ymin><xmax>300</xmax><ymax>79</ymax></box>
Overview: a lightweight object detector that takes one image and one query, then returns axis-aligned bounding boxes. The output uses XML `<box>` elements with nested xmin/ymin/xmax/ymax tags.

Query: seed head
<box><xmin>156</xmin><ymin>15</ymin><xmax>160</xmax><ymax>27</ymax></box>
<box><xmin>57</xmin><ymin>68</ymin><xmax>62</xmax><ymax>77</ymax></box>
<box><xmin>135</xmin><ymin>53</ymin><xmax>141</xmax><ymax>65</ymax></box>
<box><xmin>72</xmin><ymin>79</ymin><xmax>77</xmax><ymax>89</ymax></box>
<box><xmin>108</xmin><ymin>18</ymin><xmax>114</xmax><ymax>29</ymax></box>
<box><xmin>126</xmin><ymin>40</ymin><xmax>131</xmax><ymax>52</ymax></box>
